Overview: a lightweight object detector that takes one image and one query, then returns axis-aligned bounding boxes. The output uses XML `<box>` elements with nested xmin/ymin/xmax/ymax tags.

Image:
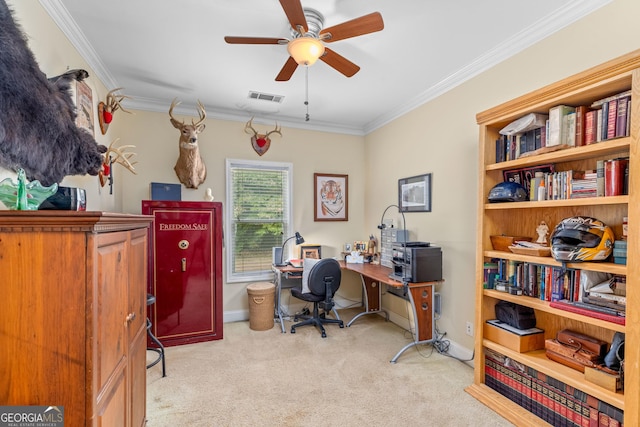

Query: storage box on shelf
<box><xmin>466</xmin><ymin>49</ymin><xmax>640</xmax><ymax>427</ymax></box>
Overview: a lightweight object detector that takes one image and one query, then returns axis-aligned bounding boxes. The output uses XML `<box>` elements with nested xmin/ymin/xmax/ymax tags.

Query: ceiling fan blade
<box><xmin>320</xmin><ymin>47</ymin><xmax>360</xmax><ymax>78</ymax></box>
<box><xmin>224</xmin><ymin>36</ymin><xmax>286</xmax><ymax>45</ymax></box>
<box><xmin>320</xmin><ymin>12</ymin><xmax>384</xmax><ymax>43</ymax></box>
<box><xmin>275</xmin><ymin>56</ymin><xmax>299</xmax><ymax>81</ymax></box>
<box><xmin>279</xmin><ymin>0</ymin><xmax>307</xmax><ymax>33</ymax></box>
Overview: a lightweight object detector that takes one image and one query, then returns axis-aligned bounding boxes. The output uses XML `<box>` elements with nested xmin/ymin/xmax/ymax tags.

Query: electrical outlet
<box><xmin>466</xmin><ymin>321</ymin><xmax>473</xmax><ymax>336</ymax></box>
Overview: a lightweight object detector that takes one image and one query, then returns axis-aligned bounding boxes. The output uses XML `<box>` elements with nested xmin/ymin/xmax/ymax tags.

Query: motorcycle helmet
<box><xmin>488</xmin><ymin>181</ymin><xmax>528</xmax><ymax>203</ymax></box>
<box><xmin>550</xmin><ymin>216</ymin><xmax>614</xmax><ymax>262</ymax></box>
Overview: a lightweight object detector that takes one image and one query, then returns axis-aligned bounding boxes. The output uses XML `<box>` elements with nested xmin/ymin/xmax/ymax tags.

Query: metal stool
<box><xmin>146</xmin><ymin>294</ymin><xmax>166</xmax><ymax>377</ymax></box>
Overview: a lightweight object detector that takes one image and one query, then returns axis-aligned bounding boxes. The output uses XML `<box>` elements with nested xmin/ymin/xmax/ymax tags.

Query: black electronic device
<box><xmin>39</xmin><ymin>186</ymin><xmax>86</xmax><ymax>211</ymax></box>
<box><xmin>389</xmin><ymin>243</ymin><xmax>442</xmax><ymax>283</ymax></box>
<box><xmin>395</xmin><ymin>241</ymin><xmax>430</xmax><ymax>248</ymax></box>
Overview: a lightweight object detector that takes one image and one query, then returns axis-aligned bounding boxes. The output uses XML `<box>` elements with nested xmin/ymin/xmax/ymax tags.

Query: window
<box><xmin>226</xmin><ymin>159</ymin><xmax>293</xmax><ymax>282</ymax></box>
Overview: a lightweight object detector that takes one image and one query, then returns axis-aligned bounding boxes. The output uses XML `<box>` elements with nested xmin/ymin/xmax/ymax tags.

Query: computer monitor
<box><xmin>272</xmin><ymin>247</ymin><xmax>283</xmax><ymax>266</ymax></box>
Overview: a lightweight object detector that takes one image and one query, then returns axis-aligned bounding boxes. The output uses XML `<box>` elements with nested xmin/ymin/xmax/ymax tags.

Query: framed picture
<box><xmin>300</xmin><ymin>245</ymin><xmax>321</xmax><ymax>259</ymax></box>
<box><xmin>503</xmin><ymin>164</ymin><xmax>555</xmax><ymax>196</ymax></box>
<box><xmin>353</xmin><ymin>241</ymin><xmax>368</xmax><ymax>252</ymax></box>
<box><xmin>314</xmin><ymin>173</ymin><xmax>348</xmax><ymax>221</ymax></box>
<box><xmin>399</xmin><ymin>173</ymin><xmax>432</xmax><ymax>212</ymax></box>
<box><xmin>74</xmin><ymin>79</ymin><xmax>95</xmax><ymax>137</ymax></box>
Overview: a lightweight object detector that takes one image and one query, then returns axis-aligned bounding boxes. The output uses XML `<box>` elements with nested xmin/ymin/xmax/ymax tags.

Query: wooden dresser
<box><xmin>0</xmin><ymin>211</ymin><xmax>153</xmax><ymax>427</ymax></box>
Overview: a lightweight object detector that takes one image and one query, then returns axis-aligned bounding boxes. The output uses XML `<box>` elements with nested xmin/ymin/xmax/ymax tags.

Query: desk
<box><xmin>339</xmin><ymin>261</ymin><xmax>443</xmax><ymax>363</ymax></box>
<box><xmin>272</xmin><ymin>265</ymin><xmax>302</xmax><ymax>333</ymax></box>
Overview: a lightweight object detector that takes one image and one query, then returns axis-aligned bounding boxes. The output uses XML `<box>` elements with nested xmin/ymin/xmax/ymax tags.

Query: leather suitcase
<box><xmin>556</xmin><ymin>329</ymin><xmax>607</xmax><ymax>357</ymax></box>
<box><xmin>545</xmin><ymin>339</ymin><xmax>602</xmax><ymax>368</ymax></box>
<box><xmin>545</xmin><ymin>349</ymin><xmax>591</xmax><ymax>373</ymax></box>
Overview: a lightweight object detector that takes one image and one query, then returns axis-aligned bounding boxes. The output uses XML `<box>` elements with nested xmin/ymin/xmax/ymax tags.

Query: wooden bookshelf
<box><xmin>468</xmin><ymin>49</ymin><xmax>640</xmax><ymax>426</ymax></box>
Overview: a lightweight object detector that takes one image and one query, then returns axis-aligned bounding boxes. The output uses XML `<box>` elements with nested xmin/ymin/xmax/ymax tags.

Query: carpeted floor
<box><xmin>146</xmin><ymin>308</ymin><xmax>513</xmax><ymax>426</ymax></box>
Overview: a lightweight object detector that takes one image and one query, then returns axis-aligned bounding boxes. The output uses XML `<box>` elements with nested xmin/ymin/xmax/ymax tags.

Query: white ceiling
<box><xmin>43</xmin><ymin>0</ymin><xmax>609</xmax><ymax>135</ymax></box>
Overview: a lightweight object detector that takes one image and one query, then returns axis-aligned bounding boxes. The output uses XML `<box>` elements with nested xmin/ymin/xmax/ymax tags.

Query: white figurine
<box><xmin>204</xmin><ymin>188</ymin><xmax>214</xmax><ymax>201</ymax></box>
<box><xmin>536</xmin><ymin>221</ymin><xmax>549</xmax><ymax>244</ymax></box>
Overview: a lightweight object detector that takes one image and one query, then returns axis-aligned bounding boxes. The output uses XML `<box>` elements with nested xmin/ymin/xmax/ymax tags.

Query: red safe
<box><xmin>142</xmin><ymin>201</ymin><xmax>223</xmax><ymax>346</ymax></box>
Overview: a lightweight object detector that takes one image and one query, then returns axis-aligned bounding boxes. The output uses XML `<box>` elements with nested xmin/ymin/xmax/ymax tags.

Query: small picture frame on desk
<box><xmin>354</xmin><ymin>241</ymin><xmax>368</xmax><ymax>252</ymax></box>
<box><xmin>300</xmin><ymin>244</ymin><xmax>321</xmax><ymax>259</ymax></box>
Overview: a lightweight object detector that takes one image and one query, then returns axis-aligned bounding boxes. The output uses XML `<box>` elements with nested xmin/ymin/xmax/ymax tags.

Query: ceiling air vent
<box><xmin>248</xmin><ymin>91</ymin><xmax>284</xmax><ymax>103</ymax></box>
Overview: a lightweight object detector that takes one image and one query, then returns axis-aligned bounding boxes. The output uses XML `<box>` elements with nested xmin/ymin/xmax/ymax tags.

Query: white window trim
<box><xmin>225</xmin><ymin>158</ymin><xmax>294</xmax><ymax>283</ymax></box>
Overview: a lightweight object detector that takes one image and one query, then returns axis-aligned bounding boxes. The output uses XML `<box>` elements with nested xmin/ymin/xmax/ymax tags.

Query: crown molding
<box><xmin>363</xmin><ymin>0</ymin><xmax>612</xmax><ymax>134</ymax></box>
<box><xmin>41</xmin><ymin>0</ymin><xmax>611</xmax><ymax>136</ymax></box>
<box><xmin>38</xmin><ymin>0</ymin><xmax>119</xmax><ymax>89</ymax></box>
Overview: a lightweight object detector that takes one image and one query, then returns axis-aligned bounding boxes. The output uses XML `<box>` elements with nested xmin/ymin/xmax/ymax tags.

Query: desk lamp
<box><xmin>277</xmin><ymin>232</ymin><xmax>305</xmax><ymax>266</ymax></box>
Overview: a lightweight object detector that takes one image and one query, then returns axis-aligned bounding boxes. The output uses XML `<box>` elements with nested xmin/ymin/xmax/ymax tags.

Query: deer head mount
<box><xmin>169</xmin><ymin>98</ymin><xmax>207</xmax><ymax>189</ymax></box>
<box><xmin>244</xmin><ymin>117</ymin><xmax>282</xmax><ymax>156</ymax></box>
<box><xmin>98</xmin><ymin>87</ymin><xmax>133</xmax><ymax>134</ymax></box>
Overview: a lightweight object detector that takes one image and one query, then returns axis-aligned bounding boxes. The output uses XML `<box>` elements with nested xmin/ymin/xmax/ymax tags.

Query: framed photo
<box><xmin>300</xmin><ymin>245</ymin><xmax>321</xmax><ymax>259</ymax></box>
<box><xmin>354</xmin><ymin>241</ymin><xmax>368</xmax><ymax>252</ymax></box>
<box><xmin>314</xmin><ymin>173</ymin><xmax>348</xmax><ymax>221</ymax></box>
<box><xmin>503</xmin><ymin>164</ymin><xmax>555</xmax><ymax>196</ymax></box>
<box><xmin>399</xmin><ymin>173</ymin><xmax>432</xmax><ymax>212</ymax></box>
<box><xmin>74</xmin><ymin>79</ymin><xmax>95</xmax><ymax>137</ymax></box>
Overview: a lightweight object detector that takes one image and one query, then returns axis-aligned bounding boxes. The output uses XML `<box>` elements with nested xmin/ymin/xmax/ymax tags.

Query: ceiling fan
<box><xmin>224</xmin><ymin>0</ymin><xmax>384</xmax><ymax>81</ymax></box>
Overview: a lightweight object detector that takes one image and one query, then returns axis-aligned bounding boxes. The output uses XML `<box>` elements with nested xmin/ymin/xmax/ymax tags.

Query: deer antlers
<box><xmin>105</xmin><ymin>138</ymin><xmax>137</xmax><ymax>173</ymax></box>
<box><xmin>99</xmin><ymin>138</ymin><xmax>137</xmax><ymax>187</ymax></box>
<box><xmin>244</xmin><ymin>117</ymin><xmax>282</xmax><ymax>139</ymax></box>
<box><xmin>98</xmin><ymin>87</ymin><xmax>133</xmax><ymax>134</ymax></box>
<box><xmin>169</xmin><ymin>98</ymin><xmax>207</xmax><ymax>130</ymax></box>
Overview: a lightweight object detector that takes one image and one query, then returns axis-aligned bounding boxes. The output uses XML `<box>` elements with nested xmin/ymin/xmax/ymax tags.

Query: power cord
<box><xmin>400</xmin><ymin>296</ymin><xmax>474</xmax><ymax>362</ymax></box>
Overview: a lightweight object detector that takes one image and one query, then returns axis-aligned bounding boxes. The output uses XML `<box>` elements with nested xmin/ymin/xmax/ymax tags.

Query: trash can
<box><xmin>246</xmin><ymin>282</ymin><xmax>275</xmax><ymax>331</ymax></box>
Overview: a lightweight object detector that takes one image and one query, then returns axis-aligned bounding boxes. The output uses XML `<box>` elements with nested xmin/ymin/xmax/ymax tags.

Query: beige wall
<box><xmin>7</xmin><ymin>0</ymin><xmax>640</xmax><ymax>355</ymax></box>
<box><xmin>7</xmin><ymin>0</ymin><xmax>119</xmax><ymax>212</ymax></box>
<box><xmin>365</xmin><ymin>0</ymin><xmax>640</xmax><ymax>353</ymax></box>
<box><xmin>117</xmin><ymin>111</ymin><xmax>367</xmax><ymax>317</ymax></box>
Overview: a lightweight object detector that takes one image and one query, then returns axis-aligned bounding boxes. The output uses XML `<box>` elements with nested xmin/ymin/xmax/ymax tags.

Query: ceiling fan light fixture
<box><xmin>287</xmin><ymin>37</ymin><xmax>325</xmax><ymax>66</ymax></box>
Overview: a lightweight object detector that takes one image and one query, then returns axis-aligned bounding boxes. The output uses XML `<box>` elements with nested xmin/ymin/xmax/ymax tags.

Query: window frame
<box><xmin>225</xmin><ymin>158</ymin><xmax>294</xmax><ymax>283</ymax></box>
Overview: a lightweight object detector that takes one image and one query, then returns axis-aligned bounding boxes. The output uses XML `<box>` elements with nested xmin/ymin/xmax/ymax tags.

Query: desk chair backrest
<box><xmin>307</xmin><ymin>258</ymin><xmax>341</xmax><ymax>301</ymax></box>
<box><xmin>290</xmin><ymin>258</ymin><xmax>344</xmax><ymax>337</ymax></box>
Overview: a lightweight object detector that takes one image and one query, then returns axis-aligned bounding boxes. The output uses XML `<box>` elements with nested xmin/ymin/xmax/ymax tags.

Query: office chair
<box><xmin>290</xmin><ymin>258</ymin><xmax>344</xmax><ymax>338</ymax></box>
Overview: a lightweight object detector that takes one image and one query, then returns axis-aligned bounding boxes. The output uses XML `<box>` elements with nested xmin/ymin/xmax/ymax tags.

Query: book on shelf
<box><xmin>574</xmin><ymin>105</ymin><xmax>588</xmax><ymax>146</ymax></box>
<box><xmin>606</xmin><ymin>99</ymin><xmax>618</xmax><ymax>140</ymax></box>
<box><xmin>589</xmin><ymin>89</ymin><xmax>632</xmax><ymax>142</ymax></box>
<box><xmin>564</xmin><ymin>111</ymin><xmax>577</xmax><ymax>146</ymax></box>
<box><xmin>549</xmin><ymin>300</ymin><xmax>626</xmax><ymax>325</ymax></box>
<box><xmin>547</xmin><ymin>105</ymin><xmax>576</xmax><ymax>147</ymax></box>
<box><xmin>596</xmin><ymin>160</ymin><xmax>605</xmax><ymax>197</ymax></box>
<box><xmin>604</xmin><ymin>158</ymin><xmax>629</xmax><ymax>196</ymax></box>
<box><xmin>596</xmin><ymin>108</ymin><xmax>603</xmax><ymax>142</ymax></box>
<box><xmin>615</xmin><ymin>95</ymin><xmax>631</xmax><ymax>138</ymax></box>
<box><xmin>584</xmin><ymin>109</ymin><xmax>598</xmax><ymax>144</ymax></box>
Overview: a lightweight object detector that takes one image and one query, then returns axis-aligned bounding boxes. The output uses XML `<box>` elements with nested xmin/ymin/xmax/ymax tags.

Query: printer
<box><xmin>390</xmin><ymin>242</ymin><xmax>442</xmax><ymax>283</ymax></box>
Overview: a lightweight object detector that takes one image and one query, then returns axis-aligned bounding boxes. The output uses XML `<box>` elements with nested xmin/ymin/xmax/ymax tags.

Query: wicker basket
<box><xmin>247</xmin><ymin>282</ymin><xmax>275</xmax><ymax>331</ymax></box>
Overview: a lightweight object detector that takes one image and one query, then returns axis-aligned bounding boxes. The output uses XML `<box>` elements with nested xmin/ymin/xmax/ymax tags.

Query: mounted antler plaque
<box><xmin>244</xmin><ymin>117</ymin><xmax>281</xmax><ymax>156</ymax></box>
<box><xmin>98</xmin><ymin>87</ymin><xmax>133</xmax><ymax>134</ymax></box>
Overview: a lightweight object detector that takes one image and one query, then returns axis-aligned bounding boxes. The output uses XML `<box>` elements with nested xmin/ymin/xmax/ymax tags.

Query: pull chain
<box><xmin>304</xmin><ymin>66</ymin><xmax>310</xmax><ymax>121</ymax></box>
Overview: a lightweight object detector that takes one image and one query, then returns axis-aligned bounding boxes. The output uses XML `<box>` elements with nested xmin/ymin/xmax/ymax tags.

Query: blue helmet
<box><xmin>488</xmin><ymin>182</ymin><xmax>528</xmax><ymax>203</ymax></box>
